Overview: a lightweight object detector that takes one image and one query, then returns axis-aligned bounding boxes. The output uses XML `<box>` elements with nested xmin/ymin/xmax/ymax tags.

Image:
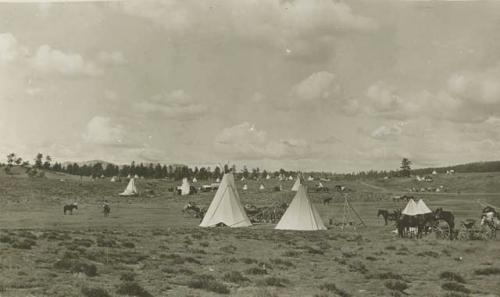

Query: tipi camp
<box><xmin>199</xmin><ymin>173</ymin><xmax>252</xmax><ymax>228</ymax></box>
<box><xmin>259</xmin><ymin>184</ymin><xmax>265</xmax><ymax>190</ymax></box>
<box><xmin>192</xmin><ymin>177</ymin><xmax>198</xmax><ymax>183</ymax></box>
<box><xmin>275</xmin><ymin>184</ymin><xmax>326</xmax><ymax>231</ymax></box>
<box><xmin>242</xmin><ymin>184</ymin><xmax>248</xmax><ymax>191</ymax></box>
<box><xmin>119</xmin><ymin>178</ymin><xmax>138</xmax><ymax>196</ymax></box>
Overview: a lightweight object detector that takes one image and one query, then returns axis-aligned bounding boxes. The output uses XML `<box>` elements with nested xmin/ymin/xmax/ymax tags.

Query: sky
<box><xmin>2</xmin><ymin>0</ymin><xmax>500</xmax><ymax>173</ymax></box>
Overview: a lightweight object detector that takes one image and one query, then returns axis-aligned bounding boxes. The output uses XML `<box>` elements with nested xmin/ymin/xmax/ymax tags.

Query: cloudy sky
<box><xmin>2</xmin><ymin>1</ymin><xmax>500</xmax><ymax>172</ymax></box>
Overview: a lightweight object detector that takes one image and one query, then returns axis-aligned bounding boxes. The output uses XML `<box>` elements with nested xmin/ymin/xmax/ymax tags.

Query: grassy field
<box><xmin>0</xmin><ymin>170</ymin><xmax>499</xmax><ymax>297</ymax></box>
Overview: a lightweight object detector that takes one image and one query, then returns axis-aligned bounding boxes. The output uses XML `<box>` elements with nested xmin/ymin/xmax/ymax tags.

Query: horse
<box><xmin>434</xmin><ymin>207</ymin><xmax>455</xmax><ymax>239</ymax></box>
<box><xmin>323</xmin><ymin>197</ymin><xmax>333</xmax><ymax>205</ymax></box>
<box><xmin>395</xmin><ymin>214</ymin><xmax>433</xmax><ymax>239</ymax></box>
<box><xmin>182</xmin><ymin>202</ymin><xmax>206</xmax><ymax>219</ymax></box>
<box><xmin>103</xmin><ymin>205</ymin><xmax>111</xmax><ymax>217</ymax></box>
<box><xmin>63</xmin><ymin>203</ymin><xmax>78</xmax><ymax>215</ymax></box>
<box><xmin>377</xmin><ymin>209</ymin><xmax>400</xmax><ymax>226</ymax></box>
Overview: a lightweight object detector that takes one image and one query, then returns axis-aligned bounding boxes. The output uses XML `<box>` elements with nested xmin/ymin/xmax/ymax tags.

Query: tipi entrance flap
<box><xmin>275</xmin><ymin>185</ymin><xmax>326</xmax><ymax>231</ymax></box>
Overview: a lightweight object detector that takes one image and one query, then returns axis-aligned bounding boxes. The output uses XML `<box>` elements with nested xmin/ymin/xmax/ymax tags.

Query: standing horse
<box><xmin>396</xmin><ymin>214</ymin><xmax>434</xmax><ymax>239</ymax></box>
<box><xmin>377</xmin><ymin>209</ymin><xmax>400</xmax><ymax>225</ymax></box>
<box><xmin>481</xmin><ymin>213</ymin><xmax>500</xmax><ymax>239</ymax></box>
<box><xmin>103</xmin><ymin>204</ymin><xmax>111</xmax><ymax>217</ymax></box>
<box><xmin>63</xmin><ymin>203</ymin><xmax>78</xmax><ymax>215</ymax></box>
<box><xmin>323</xmin><ymin>197</ymin><xmax>333</xmax><ymax>205</ymax></box>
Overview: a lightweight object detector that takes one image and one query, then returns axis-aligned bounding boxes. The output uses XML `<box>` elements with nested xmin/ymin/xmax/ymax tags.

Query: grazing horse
<box><xmin>182</xmin><ymin>202</ymin><xmax>206</xmax><ymax>219</ymax></box>
<box><xmin>377</xmin><ymin>209</ymin><xmax>400</xmax><ymax>225</ymax></box>
<box><xmin>323</xmin><ymin>197</ymin><xmax>333</xmax><ymax>205</ymax></box>
<box><xmin>434</xmin><ymin>208</ymin><xmax>455</xmax><ymax>238</ymax></box>
<box><xmin>63</xmin><ymin>203</ymin><xmax>78</xmax><ymax>215</ymax></box>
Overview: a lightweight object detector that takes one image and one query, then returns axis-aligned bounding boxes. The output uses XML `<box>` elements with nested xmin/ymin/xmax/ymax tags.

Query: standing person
<box><xmin>103</xmin><ymin>200</ymin><xmax>111</xmax><ymax>217</ymax></box>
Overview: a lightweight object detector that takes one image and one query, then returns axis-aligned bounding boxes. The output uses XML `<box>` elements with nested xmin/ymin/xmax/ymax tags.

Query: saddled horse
<box><xmin>63</xmin><ymin>203</ymin><xmax>78</xmax><ymax>215</ymax></box>
<box><xmin>377</xmin><ymin>209</ymin><xmax>399</xmax><ymax>226</ymax></box>
<box><xmin>323</xmin><ymin>197</ymin><xmax>333</xmax><ymax>205</ymax></box>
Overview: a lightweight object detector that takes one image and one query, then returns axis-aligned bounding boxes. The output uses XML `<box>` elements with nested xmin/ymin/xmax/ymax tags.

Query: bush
<box><xmin>372</xmin><ymin>272</ymin><xmax>403</xmax><ymax>280</ymax></box>
<box><xmin>120</xmin><ymin>272</ymin><xmax>136</xmax><ymax>282</ymax></box>
<box><xmin>246</xmin><ymin>267</ymin><xmax>268</xmax><ymax>275</ymax></box>
<box><xmin>220</xmin><ymin>245</ymin><xmax>237</xmax><ymax>253</ymax></box>
<box><xmin>269</xmin><ymin>258</ymin><xmax>295</xmax><ymax>268</ymax></box>
<box><xmin>54</xmin><ymin>259</ymin><xmax>97</xmax><ymax>277</ymax></box>
<box><xmin>474</xmin><ymin>267</ymin><xmax>500</xmax><ymax>275</ymax></box>
<box><xmin>116</xmin><ymin>282</ymin><xmax>153</xmax><ymax>297</ymax></box>
<box><xmin>259</xmin><ymin>277</ymin><xmax>290</xmax><ymax>287</ymax></box>
<box><xmin>439</xmin><ymin>271</ymin><xmax>466</xmax><ymax>283</ymax></box>
<box><xmin>441</xmin><ymin>282</ymin><xmax>470</xmax><ymax>294</ymax></box>
<box><xmin>223</xmin><ymin>271</ymin><xmax>248</xmax><ymax>284</ymax></box>
<box><xmin>81</xmin><ymin>287</ymin><xmax>111</xmax><ymax>297</ymax></box>
<box><xmin>122</xmin><ymin>242</ymin><xmax>135</xmax><ymax>249</ymax></box>
<box><xmin>384</xmin><ymin>280</ymin><xmax>408</xmax><ymax>292</ymax></box>
<box><xmin>12</xmin><ymin>239</ymin><xmax>36</xmax><ymax>249</ymax></box>
<box><xmin>0</xmin><ymin>235</ymin><xmax>13</xmax><ymax>243</ymax></box>
<box><xmin>319</xmin><ymin>283</ymin><xmax>351</xmax><ymax>297</ymax></box>
<box><xmin>187</xmin><ymin>275</ymin><xmax>230</xmax><ymax>294</ymax></box>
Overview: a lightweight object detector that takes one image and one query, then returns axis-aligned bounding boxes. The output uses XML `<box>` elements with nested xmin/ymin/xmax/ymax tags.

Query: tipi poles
<box><xmin>346</xmin><ymin>197</ymin><xmax>366</xmax><ymax>227</ymax></box>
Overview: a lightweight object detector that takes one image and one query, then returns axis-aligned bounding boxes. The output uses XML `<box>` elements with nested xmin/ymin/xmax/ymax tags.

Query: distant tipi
<box><xmin>119</xmin><ymin>178</ymin><xmax>138</xmax><ymax>196</ymax></box>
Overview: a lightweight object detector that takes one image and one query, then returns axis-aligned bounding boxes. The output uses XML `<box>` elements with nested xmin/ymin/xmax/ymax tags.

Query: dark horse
<box><xmin>434</xmin><ymin>207</ymin><xmax>455</xmax><ymax>239</ymax></box>
<box><xmin>103</xmin><ymin>205</ymin><xmax>111</xmax><ymax>217</ymax></box>
<box><xmin>323</xmin><ymin>197</ymin><xmax>333</xmax><ymax>205</ymax></box>
<box><xmin>377</xmin><ymin>209</ymin><xmax>399</xmax><ymax>225</ymax></box>
<box><xmin>396</xmin><ymin>213</ymin><xmax>434</xmax><ymax>238</ymax></box>
<box><xmin>63</xmin><ymin>203</ymin><xmax>78</xmax><ymax>215</ymax></box>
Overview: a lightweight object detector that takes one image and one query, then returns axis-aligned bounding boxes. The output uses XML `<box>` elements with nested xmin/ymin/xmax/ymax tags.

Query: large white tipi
<box><xmin>180</xmin><ymin>178</ymin><xmax>191</xmax><ymax>196</ymax></box>
<box><xmin>402</xmin><ymin>199</ymin><xmax>419</xmax><ymax>216</ymax></box>
<box><xmin>119</xmin><ymin>178</ymin><xmax>138</xmax><ymax>196</ymax></box>
<box><xmin>416</xmin><ymin>199</ymin><xmax>432</xmax><ymax>214</ymax></box>
<box><xmin>291</xmin><ymin>176</ymin><xmax>301</xmax><ymax>191</ymax></box>
<box><xmin>275</xmin><ymin>185</ymin><xmax>326</xmax><ymax>231</ymax></box>
<box><xmin>200</xmin><ymin>173</ymin><xmax>252</xmax><ymax>228</ymax></box>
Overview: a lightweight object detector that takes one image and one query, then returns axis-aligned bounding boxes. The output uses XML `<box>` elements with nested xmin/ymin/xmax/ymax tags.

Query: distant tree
<box><xmin>214</xmin><ymin>166</ymin><xmax>221</xmax><ymax>179</ymax></box>
<box><xmin>34</xmin><ymin>153</ymin><xmax>43</xmax><ymax>168</ymax></box>
<box><xmin>242</xmin><ymin>166</ymin><xmax>249</xmax><ymax>178</ymax></box>
<box><xmin>43</xmin><ymin>155</ymin><xmax>52</xmax><ymax>169</ymax></box>
<box><xmin>223</xmin><ymin>164</ymin><xmax>229</xmax><ymax>174</ymax></box>
<box><xmin>5</xmin><ymin>153</ymin><xmax>16</xmax><ymax>174</ymax></box>
<box><xmin>400</xmin><ymin>158</ymin><xmax>412</xmax><ymax>177</ymax></box>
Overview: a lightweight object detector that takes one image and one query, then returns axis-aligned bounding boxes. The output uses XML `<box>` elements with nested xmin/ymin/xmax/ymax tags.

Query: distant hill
<box><xmin>412</xmin><ymin>161</ymin><xmax>500</xmax><ymax>175</ymax></box>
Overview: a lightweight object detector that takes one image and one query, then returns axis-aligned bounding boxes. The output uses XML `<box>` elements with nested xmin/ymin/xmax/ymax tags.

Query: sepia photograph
<box><xmin>0</xmin><ymin>0</ymin><xmax>499</xmax><ymax>296</ymax></box>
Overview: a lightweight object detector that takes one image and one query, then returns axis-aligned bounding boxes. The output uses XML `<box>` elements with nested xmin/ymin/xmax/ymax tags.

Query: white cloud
<box><xmin>291</xmin><ymin>71</ymin><xmax>340</xmax><ymax>104</ymax></box>
<box><xmin>370</xmin><ymin>124</ymin><xmax>403</xmax><ymax>141</ymax></box>
<box><xmin>31</xmin><ymin>45</ymin><xmax>103</xmax><ymax>77</ymax></box>
<box><xmin>98</xmin><ymin>51</ymin><xmax>127</xmax><ymax>65</ymax></box>
<box><xmin>137</xmin><ymin>89</ymin><xmax>206</xmax><ymax>120</ymax></box>
<box><xmin>251</xmin><ymin>92</ymin><xmax>266</xmax><ymax>103</ymax></box>
<box><xmin>214</xmin><ymin>122</ymin><xmax>311</xmax><ymax>160</ymax></box>
<box><xmin>83</xmin><ymin>116</ymin><xmax>127</xmax><ymax>147</ymax></box>
<box><xmin>0</xmin><ymin>33</ymin><xmax>27</xmax><ymax>64</ymax></box>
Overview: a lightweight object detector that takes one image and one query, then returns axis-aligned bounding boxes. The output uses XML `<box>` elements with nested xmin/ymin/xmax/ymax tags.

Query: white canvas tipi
<box><xmin>119</xmin><ymin>178</ymin><xmax>138</xmax><ymax>196</ymax></box>
<box><xmin>110</xmin><ymin>176</ymin><xmax>117</xmax><ymax>182</ymax></box>
<box><xmin>416</xmin><ymin>199</ymin><xmax>432</xmax><ymax>214</ymax></box>
<box><xmin>308</xmin><ymin>176</ymin><xmax>314</xmax><ymax>181</ymax></box>
<box><xmin>134</xmin><ymin>174</ymin><xmax>139</xmax><ymax>179</ymax></box>
<box><xmin>318</xmin><ymin>182</ymin><xmax>324</xmax><ymax>188</ymax></box>
<box><xmin>291</xmin><ymin>177</ymin><xmax>301</xmax><ymax>191</ymax></box>
<box><xmin>259</xmin><ymin>184</ymin><xmax>265</xmax><ymax>190</ymax></box>
<box><xmin>275</xmin><ymin>185</ymin><xmax>326</xmax><ymax>231</ymax></box>
<box><xmin>180</xmin><ymin>178</ymin><xmax>191</xmax><ymax>196</ymax></box>
<box><xmin>241</xmin><ymin>177</ymin><xmax>246</xmax><ymax>181</ymax></box>
<box><xmin>242</xmin><ymin>184</ymin><xmax>248</xmax><ymax>191</ymax></box>
<box><xmin>193</xmin><ymin>177</ymin><xmax>198</xmax><ymax>183</ymax></box>
<box><xmin>288</xmin><ymin>176</ymin><xmax>293</xmax><ymax>180</ymax></box>
<box><xmin>216</xmin><ymin>177</ymin><xmax>221</xmax><ymax>183</ymax></box>
<box><xmin>200</xmin><ymin>173</ymin><xmax>251</xmax><ymax>228</ymax></box>
<box><xmin>266</xmin><ymin>174</ymin><xmax>271</xmax><ymax>180</ymax></box>
<box><xmin>402</xmin><ymin>199</ymin><xmax>419</xmax><ymax>216</ymax></box>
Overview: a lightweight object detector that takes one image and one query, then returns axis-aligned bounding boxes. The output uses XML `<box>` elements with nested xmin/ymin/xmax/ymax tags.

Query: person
<box><xmin>103</xmin><ymin>200</ymin><xmax>111</xmax><ymax>217</ymax></box>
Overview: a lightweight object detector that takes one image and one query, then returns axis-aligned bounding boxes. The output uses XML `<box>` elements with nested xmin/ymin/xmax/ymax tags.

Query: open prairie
<box><xmin>1</xmin><ymin>171</ymin><xmax>499</xmax><ymax>297</ymax></box>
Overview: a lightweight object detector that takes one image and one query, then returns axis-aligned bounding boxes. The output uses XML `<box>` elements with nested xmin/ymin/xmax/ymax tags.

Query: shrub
<box><xmin>416</xmin><ymin>251</ymin><xmax>439</xmax><ymax>258</ymax></box>
<box><xmin>116</xmin><ymin>282</ymin><xmax>153</xmax><ymax>297</ymax></box>
<box><xmin>74</xmin><ymin>239</ymin><xmax>94</xmax><ymax>247</ymax></box>
<box><xmin>246</xmin><ymin>267</ymin><xmax>267</xmax><ymax>275</ymax></box>
<box><xmin>372</xmin><ymin>272</ymin><xmax>403</xmax><ymax>280</ymax></box>
<box><xmin>269</xmin><ymin>258</ymin><xmax>295</xmax><ymax>268</ymax></box>
<box><xmin>306</xmin><ymin>246</ymin><xmax>324</xmax><ymax>255</ymax></box>
<box><xmin>71</xmin><ymin>262</ymin><xmax>97</xmax><ymax>277</ymax></box>
<box><xmin>0</xmin><ymin>235</ymin><xmax>12</xmax><ymax>243</ymax></box>
<box><xmin>223</xmin><ymin>271</ymin><xmax>248</xmax><ymax>284</ymax></box>
<box><xmin>187</xmin><ymin>275</ymin><xmax>229</xmax><ymax>294</ymax></box>
<box><xmin>282</xmin><ymin>250</ymin><xmax>300</xmax><ymax>257</ymax></box>
<box><xmin>474</xmin><ymin>267</ymin><xmax>500</xmax><ymax>275</ymax></box>
<box><xmin>241</xmin><ymin>257</ymin><xmax>258</xmax><ymax>264</ymax></box>
<box><xmin>441</xmin><ymin>282</ymin><xmax>470</xmax><ymax>294</ymax></box>
<box><xmin>81</xmin><ymin>287</ymin><xmax>111</xmax><ymax>297</ymax></box>
<box><xmin>439</xmin><ymin>272</ymin><xmax>466</xmax><ymax>283</ymax></box>
<box><xmin>96</xmin><ymin>238</ymin><xmax>116</xmax><ymax>248</ymax></box>
<box><xmin>120</xmin><ymin>272</ymin><xmax>136</xmax><ymax>282</ymax></box>
<box><xmin>384</xmin><ymin>280</ymin><xmax>408</xmax><ymax>292</ymax></box>
<box><xmin>220</xmin><ymin>245</ymin><xmax>237</xmax><ymax>253</ymax></box>
<box><xmin>121</xmin><ymin>242</ymin><xmax>135</xmax><ymax>249</ymax></box>
<box><xmin>319</xmin><ymin>283</ymin><xmax>351</xmax><ymax>297</ymax></box>
<box><xmin>12</xmin><ymin>239</ymin><xmax>36</xmax><ymax>249</ymax></box>
<box><xmin>259</xmin><ymin>277</ymin><xmax>290</xmax><ymax>287</ymax></box>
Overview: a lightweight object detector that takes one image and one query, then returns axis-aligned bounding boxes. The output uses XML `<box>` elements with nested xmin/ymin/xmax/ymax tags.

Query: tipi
<box><xmin>308</xmin><ymin>176</ymin><xmax>314</xmax><ymax>181</ymax></box>
<box><xmin>318</xmin><ymin>182</ymin><xmax>324</xmax><ymax>188</ymax></box>
<box><xmin>134</xmin><ymin>174</ymin><xmax>139</xmax><ymax>179</ymax></box>
<box><xmin>216</xmin><ymin>177</ymin><xmax>221</xmax><ymax>183</ymax></box>
<box><xmin>275</xmin><ymin>184</ymin><xmax>326</xmax><ymax>231</ymax></box>
<box><xmin>241</xmin><ymin>177</ymin><xmax>246</xmax><ymax>181</ymax></box>
<box><xmin>193</xmin><ymin>177</ymin><xmax>198</xmax><ymax>183</ymax></box>
<box><xmin>180</xmin><ymin>178</ymin><xmax>191</xmax><ymax>196</ymax></box>
<box><xmin>242</xmin><ymin>184</ymin><xmax>248</xmax><ymax>191</ymax></box>
<box><xmin>110</xmin><ymin>176</ymin><xmax>117</xmax><ymax>182</ymax></box>
<box><xmin>402</xmin><ymin>199</ymin><xmax>419</xmax><ymax>216</ymax></box>
<box><xmin>259</xmin><ymin>184</ymin><xmax>265</xmax><ymax>190</ymax></box>
<box><xmin>119</xmin><ymin>178</ymin><xmax>138</xmax><ymax>196</ymax></box>
<box><xmin>266</xmin><ymin>174</ymin><xmax>271</xmax><ymax>180</ymax></box>
<box><xmin>291</xmin><ymin>176</ymin><xmax>301</xmax><ymax>191</ymax></box>
<box><xmin>200</xmin><ymin>173</ymin><xmax>251</xmax><ymax>228</ymax></box>
<box><xmin>416</xmin><ymin>199</ymin><xmax>432</xmax><ymax>214</ymax></box>
<box><xmin>288</xmin><ymin>176</ymin><xmax>294</xmax><ymax>180</ymax></box>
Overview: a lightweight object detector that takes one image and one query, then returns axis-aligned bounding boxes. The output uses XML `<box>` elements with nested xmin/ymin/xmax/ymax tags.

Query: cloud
<box><xmin>290</xmin><ymin>71</ymin><xmax>340</xmax><ymax>104</ymax></box>
<box><xmin>115</xmin><ymin>0</ymin><xmax>377</xmax><ymax>60</ymax></box>
<box><xmin>214</xmin><ymin>122</ymin><xmax>311</xmax><ymax>160</ymax></box>
<box><xmin>317</xmin><ymin>135</ymin><xmax>342</xmax><ymax>144</ymax></box>
<box><xmin>83</xmin><ymin>116</ymin><xmax>129</xmax><ymax>147</ymax></box>
<box><xmin>251</xmin><ymin>92</ymin><xmax>266</xmax><ymax>103</ymax></box>
<box><xmin>370</xmin><ymin>124</ymin><xmax>403</xmax><ymax>141</ymax></box>
<box><xmin>136</xmin><ymin>89</ymin><xmax>206</xmax><ymax>120</ymax></box>
<box><xmin>0</xmin><ymin>33</ymin><xmax>27</xmax><ymax>64</ymax></box>
<box><xmin>98</xmin><ymin>51</ymin><xmax>127</xmax><ymax>65</ymax></box>
<box><xmin>31</xmin><ymin>45</ymin><xmax>103</xmax><ymax>77</ymax></box>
